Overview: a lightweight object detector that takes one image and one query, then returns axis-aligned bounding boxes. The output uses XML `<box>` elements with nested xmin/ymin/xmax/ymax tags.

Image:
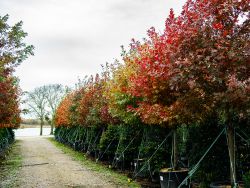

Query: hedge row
<box><xmin>54</xmin><ymin>122</ymin><xmax>250</xmax><ymax>186</ymax></box>
<box><xmin>0</xmin><ymin>128</ymin><xmax>15</xmax><ymax>157</ymax></box>
<box><xmin>54</xmin><ymin>124</ymin><xmax>174</xmax><ymax>180</ymax></box>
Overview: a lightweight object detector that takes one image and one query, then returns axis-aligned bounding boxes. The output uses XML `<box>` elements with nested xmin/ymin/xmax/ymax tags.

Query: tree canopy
<box><xmin>0</xmin><ymin>15</ymin><xmax>34</xmax><ymax>128</ymax></box>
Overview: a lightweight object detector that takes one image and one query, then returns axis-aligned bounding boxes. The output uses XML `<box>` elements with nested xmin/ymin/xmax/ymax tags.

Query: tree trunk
<box><xmin>226</xmin><ymin>125</ymin><xmax>236</xmax><ymax>187</ymax></box>
<box><xmin>40</xmin><ymin>119</ymin><xmax>44</xmax><ymax>136</ymax></box>
<box><xmin>173</xmin><ymin>129</ymin><xmax>178</xmax><ymax>170</ymax></box>
<box><xmin>50</xmin><ymin>115</ymin><xmax>55</xmax><ymax>135</ymax></box>
<box><xmin>50</xmin><ymin>123</ymin><xmax>54</xmax><ymax>135</ymax></box>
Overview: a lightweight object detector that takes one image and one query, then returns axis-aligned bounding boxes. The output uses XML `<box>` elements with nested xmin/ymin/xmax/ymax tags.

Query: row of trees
<box><xmin>55</xmin><ymin>0</ymin><xmax>249</xmax><ymax>186</ymax></box>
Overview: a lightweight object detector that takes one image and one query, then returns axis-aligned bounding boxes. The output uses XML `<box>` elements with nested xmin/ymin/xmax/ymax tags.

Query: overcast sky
<box><xmin>1</xmin><ymin>0</ymin><xmax>186</xmax><ymax>92</ymax></box>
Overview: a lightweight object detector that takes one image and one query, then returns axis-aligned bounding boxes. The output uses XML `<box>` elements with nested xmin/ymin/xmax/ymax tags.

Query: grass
<box><xmin>48</xmin><ymin>137</ymin><xmax>141</xmax><ymax>188</ymax></box>
<box><xmin>0</xmin><ymin>140</ymin><xmax>22</xmax><ymax>188</ymax></box>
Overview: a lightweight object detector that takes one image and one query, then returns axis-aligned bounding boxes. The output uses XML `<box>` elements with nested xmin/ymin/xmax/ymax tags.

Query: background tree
<box><xmin>44</xmin><ymin>84</ymin><xmax>68</xmax><ymax>134</ymax></box>
<box><xmin>26</xmin><ymin>86</ymin><xmax>48</xmax><ymax>135</ymax></box>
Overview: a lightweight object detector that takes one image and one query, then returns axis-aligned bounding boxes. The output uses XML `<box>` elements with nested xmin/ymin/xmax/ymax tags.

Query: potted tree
<box><xmin>117</xmin><ymin>15</ymin><xmax>195</xmax><ymax>187</ymax></box>
<box><xmin>165</xmin><ymin>0</ymin><xmax>250</xmax><ymax>187</ymax></box>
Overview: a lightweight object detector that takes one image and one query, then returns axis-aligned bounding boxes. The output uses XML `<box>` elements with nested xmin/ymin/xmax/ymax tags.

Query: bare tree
<box><xmin>44</xmin><ymin>84</ymin><xmax>68</xmax><ymax>134</ymax></box>
<box><xmin>26</xmin><ymin>86</ymin><xmax>48</xmax><ymax>135</ymax></box>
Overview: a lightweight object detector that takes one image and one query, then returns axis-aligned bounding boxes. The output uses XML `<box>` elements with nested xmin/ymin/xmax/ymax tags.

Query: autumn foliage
<box><xmin>0</xmin><ymin>76</ymin><xmax>21</xmax><ymax>128</ymax></box>
<box><xmin>55</xmin><ymin>93</ymin><xmax>74</xmax><ymax>127</ymax></box>
<box><xmin>55</xmin><ymin>0</ymin><xmax>249</xmax><ymax>129</ymax></box>
<box><xmin>0</xmin><ymin>15</ymin><xmax>33</xmax><ymax>128</ymax></box>
<box><xmin>55</xmin><ymin>73</ymin><xmax>115</xmax><ymax>128</ymax></box>
<box><xmin>121</xmin><ymin>0</ymin><xmax>250</xmax><ymax>127</ymax></box>
<box><xmin>54</xmin><ymin>0</ymin><xmax>249</xmax><ymax>184</ymax></box>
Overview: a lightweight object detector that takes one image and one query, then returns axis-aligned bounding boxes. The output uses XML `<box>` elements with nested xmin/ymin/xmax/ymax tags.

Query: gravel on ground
<box><xmin>15</xmin><ymin>136</ymin><xmax>118</xmax><ymax>188</ymax></box>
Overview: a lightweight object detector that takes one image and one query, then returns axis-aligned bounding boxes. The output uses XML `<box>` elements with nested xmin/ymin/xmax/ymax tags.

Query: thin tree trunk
<box><xmin>40</xmin><ymin>119</ymin><xmax>44</xmax><ymax>136</ymax></box>
<box><xmin>226</xmin><ymin>125</ymin><xmax>236</xmax><ymax>187</ymax></box>
<box><xmin>50</xmin><ymin>123</ymin><xmax>54</xmax><ymax>135</ymax></box>
<box><xmin>50</xmin><ymin>114</ymin><xmax>55</xmax><ymax>135</ymax></box>
<box><xmin>173</xmin><ymin>129</ymin><xmax>178</xmax><ymax>170</ymax></box>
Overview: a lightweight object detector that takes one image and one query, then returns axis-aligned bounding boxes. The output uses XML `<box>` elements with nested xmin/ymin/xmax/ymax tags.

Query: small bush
<box><xmin>112</xmin><ymin>124</ymin><xmax>142</xmax><ymax>169</ymax></box>
<box><xmin>98</xmin><ymin>124</ymin><xmax>119</xmax><ymax>161</ymax></box>
<box><xmin>243</xmin><ymin>171</ymin><xmax>250</xmax><ymax>188</ymax></box>
<box><xmin>0</xmin><ymin>128</ymin><xmax>15</xmax><ymax>157</ymax></box>
<box><xmin>136</xmin><ymin>126</ymin><xmax>171</xmax><ymax>176</ymax></box>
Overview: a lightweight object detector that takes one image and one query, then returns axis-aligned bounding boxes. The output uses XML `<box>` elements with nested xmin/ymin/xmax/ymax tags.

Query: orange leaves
<box><xmin>129</xmin><ymin>103</ymin><xmax>170</xmax><ymax>125</ymax></box>
<box><xmin>55</xmin><ymin>73</ymin><xmax>116</xmax><ymax>127</ymax></box>
<box><xmin>55</xmin><ymin>93</ymin><xmax>74</xmax><ymax>127</ymax></box>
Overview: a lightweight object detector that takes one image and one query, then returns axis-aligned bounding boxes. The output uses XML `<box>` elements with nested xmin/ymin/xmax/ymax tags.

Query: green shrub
<box><xmin>113</xmin><ymin>124</ymin><xmax>142</xmax><ymax>169</ymax></box>
<box><xmin>98</xmin><ymin>124</ymin><xmax>119</xmax><ymax>160</ymax></box>
<box><xmin>187</xmin><ymin>118</ymin><xmax>230</xmax><ymax>185</ymax></box>
<box><xmin>136</xmin><ymin>126</ymin><xmax>171</xmax><ymax>174</ymax></box>
<box><xmin>0</xmin><ymin>128</ymin><xmax>15</xmax><ymax>156</ymax></box>
<box><xmin>243</xmin><ymin>171</ymin><xmax>250</xmax><ymax>188</ymax></box>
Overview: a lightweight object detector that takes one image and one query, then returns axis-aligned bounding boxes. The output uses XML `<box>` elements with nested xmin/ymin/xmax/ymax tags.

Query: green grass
<box><xmin>0</xmin><ymin>140</ymin><xmax>22</xmax><ymax>188</ymax></box>
<box><xmin>48</xmin><ymin>137</ymin><xmax>141</xmax><ymax>187</ymax></box>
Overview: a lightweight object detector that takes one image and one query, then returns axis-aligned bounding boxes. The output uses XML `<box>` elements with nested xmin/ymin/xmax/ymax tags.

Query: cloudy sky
<box><xmin>1</xmin><ymin>0</ymin><xmax>186</xmax><ymax>91</ymax></box>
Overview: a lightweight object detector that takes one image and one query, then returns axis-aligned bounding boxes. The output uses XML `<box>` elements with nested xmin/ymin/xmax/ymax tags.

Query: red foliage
<box><xmin>0</xmin><ymin>76</ymin><xmax>21</xmax><ymax>128</ymax></box>
<box><xmin>55</xmin><ymin>0</ymin><xmax>249</xmax><ymax>129</ymax></box>
<box><xmin>55</xmin><ymin>72</ymin><xmax>116</xmax><ymax>128</ymax></box>
<box><xmin>78</xmin><ymin>74</ymin><xmax>116</xmax><ymax>126</ymax></box>
<box><xmin>124</xmin><ymin>0</ymin><xmax>249</xmax><ymax>126</ymax></box>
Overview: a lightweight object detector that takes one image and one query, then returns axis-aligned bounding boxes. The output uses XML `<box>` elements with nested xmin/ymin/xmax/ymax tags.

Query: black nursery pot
<box><xmin>210</xmin><ymin>182</ymin><xmax>231</xmax><ymax>188</ymax></box>
<box><xmin>210</xmin><ymin>181</ymin><xmax>244</xmax><ymax>188</ymax></box>
<box><xmin>159</xmin><ymin>168</ymin><xmax>189</xmax><ymax>188</ymax></box>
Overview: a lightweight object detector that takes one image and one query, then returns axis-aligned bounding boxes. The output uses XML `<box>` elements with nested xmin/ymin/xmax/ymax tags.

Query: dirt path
<box><xmin>15</xmin><ymin>136</ymin><xmax>117</xmax><ymax>188</ymax></box>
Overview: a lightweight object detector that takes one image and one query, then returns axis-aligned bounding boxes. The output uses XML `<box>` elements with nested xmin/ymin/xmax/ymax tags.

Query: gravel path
<box><xmin>16</xmin><ymin>136</ymin><xmax>117</xmax><ymax>188</ymax></box>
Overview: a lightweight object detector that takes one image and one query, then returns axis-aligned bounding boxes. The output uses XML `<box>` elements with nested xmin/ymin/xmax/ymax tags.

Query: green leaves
<box><xmin>0</xmin><ymin>14</ymin><xmax>33</xmax><ymax>128</ymax></box>
<box><xmin>0</xmin><ymin>15</ymin><xmax>34</xmax><ymax>69</ymax></box>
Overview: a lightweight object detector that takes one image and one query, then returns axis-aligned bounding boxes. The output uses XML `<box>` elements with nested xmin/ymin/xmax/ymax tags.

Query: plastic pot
<box><xmin>210</xmin><ymin>181</ymin><xmax>244</xmax><ymax>188</ymax></box>
<box><xmin>159</xmin><ymin>168</ymin><xmax>189</xmax><ymax>188</ymax></box>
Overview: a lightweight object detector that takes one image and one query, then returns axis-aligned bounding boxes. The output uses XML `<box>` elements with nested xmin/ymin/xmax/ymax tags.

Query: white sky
<box><xmin>0</xmin><ymin>0</ymin><xmax>186</xmax><ymax>92</ymax></box>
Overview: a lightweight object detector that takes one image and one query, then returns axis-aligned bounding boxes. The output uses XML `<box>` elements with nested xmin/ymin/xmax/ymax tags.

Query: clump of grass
<box><xmin>48</xmin><ymin>137</ymin><xmax>140</xmax><ymax>187</ymax></box>
<box><xmin>0</xmin><ymin>140</ymin><xmax>22</xmax><ymax>188</ymax></box>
